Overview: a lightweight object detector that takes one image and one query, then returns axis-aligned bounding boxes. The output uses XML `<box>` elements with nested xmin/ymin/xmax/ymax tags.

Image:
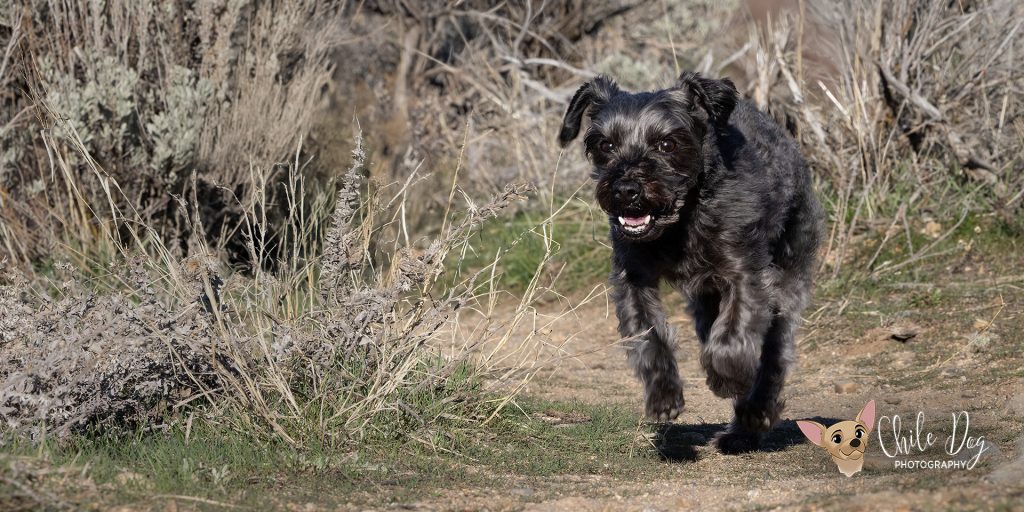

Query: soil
<box><xmin>400</xmin><ymin>274</ymin><xmax>1024</xmax><ymax>511</ymax></box>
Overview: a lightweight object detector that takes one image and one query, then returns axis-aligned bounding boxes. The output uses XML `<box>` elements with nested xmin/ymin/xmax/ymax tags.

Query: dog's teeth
<box><xmin>618</xmin><ymin>215</ymin><xmax>652</xmax><ymax>229</ymax></box>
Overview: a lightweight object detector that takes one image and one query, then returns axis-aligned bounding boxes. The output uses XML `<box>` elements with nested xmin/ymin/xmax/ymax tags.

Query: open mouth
<box><xmin>617</xmin><ymin>214</ymin><xmax>654</xmax><ymax>236</ymax></box>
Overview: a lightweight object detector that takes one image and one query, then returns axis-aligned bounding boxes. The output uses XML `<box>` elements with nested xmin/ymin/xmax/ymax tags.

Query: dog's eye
<box><xmin>856</xmin><ymin>429</ymin><xmax>864</xmax><ymax>439</ymax></box>
<box><xmin>599</xmin><ymin>140</ymin><xmax>616</xmax><ymax>153</ymax></box>
<box><xmin>656</xmin><ymin>140</ymin><xmax>677</xmax><ymax>153</ymax></box>
<box><xmin>831</xmin><ymin>433</ymin><xmax>842</xmax><ymax>444</ymax></box>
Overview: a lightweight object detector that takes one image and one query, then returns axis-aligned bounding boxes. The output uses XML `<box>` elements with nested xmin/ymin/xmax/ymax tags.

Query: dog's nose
<box><xmin>614</xmin><ymin>181</ymin><xmax>641</xmax><ymax>202</ymax></box>
<box><xmin>850</xmin><ymin>438</ymin><xmax>861</xmax><ymax>448</ymax></box>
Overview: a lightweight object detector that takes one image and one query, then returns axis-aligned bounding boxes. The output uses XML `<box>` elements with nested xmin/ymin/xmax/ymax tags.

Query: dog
<box><xmin>557</xmin><ymin>71</ymin><xmax>823</xmax><ymax>453</ymax></box>
<box><xmin>797</xmin><ymin>400</ymin><xmax>876</xmax><ymax>476</ymax></box>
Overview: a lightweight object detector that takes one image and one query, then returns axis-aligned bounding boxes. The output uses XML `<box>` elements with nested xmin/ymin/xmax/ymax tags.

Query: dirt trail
<box><xmin>416</xmin><ymin>281</ymin><xmax>1024</xmax><ymax>511</ymax></box>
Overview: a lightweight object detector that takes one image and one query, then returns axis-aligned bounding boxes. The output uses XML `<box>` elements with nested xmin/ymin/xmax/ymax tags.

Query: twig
<box><xmin>151</xmin><ymin>494</ymin><xmax>240</xmax><ymax>508</ymax></box>
<box><xmin>878</xmin><ymin>61</ymin><xmax>1000</xmax><ymax>174</ymax></box>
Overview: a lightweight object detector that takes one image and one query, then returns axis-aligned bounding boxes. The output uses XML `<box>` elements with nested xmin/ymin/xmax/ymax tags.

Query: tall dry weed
<box><xmin>3</xmin><ymin>0</ymin><xmax>343</xmax><ymax>265</ymax></box>
<box><xmin>0</xmin><ymin>121</ymin><xmax>548</xmax><ymax>447</ymax></box>
<box><xmin>718</xmin><ymin>0</ymin><xmax>1022</xmax><ymax>276</ymax></box>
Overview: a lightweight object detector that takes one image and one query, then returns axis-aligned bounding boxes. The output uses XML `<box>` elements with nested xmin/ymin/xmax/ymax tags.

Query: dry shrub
<box><xmin>0</xmin><ymin>1</ymin><xmax>588</xmax><ymax>449</ymax></box>
<box><xmin>729</xmin><ymin>0</ymin><xmax>1022</xmax><ymax>275</ymax></box>
<box><xmin>0</xmin><ymin>258</ymin><xmax>219</xmax><ymax>437</ymax></box>
<box><xmin>0</xmin><ymin>123</ymin><xmax>547</xmax><ymax>447</ymax></box>
<box><xmin>2</xmin><ymin>0</ymin><xmax>343</xmax><ymax>264</ymax></box>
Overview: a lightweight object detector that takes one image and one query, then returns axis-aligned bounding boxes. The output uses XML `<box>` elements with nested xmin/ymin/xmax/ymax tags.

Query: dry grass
<box><xmin>0</xmin><ymin>113</ymin><xmax>574</xmax><ymax>451</ymax></box>
<box><xmin>733</xmin><ymin>0</ymin><xmax>1023</xmax><ymax>277</ymax></box>
<box><xmin>0</xmin><ymin>1</ymin><xmax>612</xmax><ymax>455</ymax></box>
<box><xmin>2</xmin><ymin>0</ymin><xmax>343</xmax><ymax>264</ymax></box>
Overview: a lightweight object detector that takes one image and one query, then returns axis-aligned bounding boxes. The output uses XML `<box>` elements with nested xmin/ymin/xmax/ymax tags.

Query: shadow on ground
<box><xmin>653</xmin><ymin>417</ymin><xmax>840</xmax><ymax>462</ymax></box>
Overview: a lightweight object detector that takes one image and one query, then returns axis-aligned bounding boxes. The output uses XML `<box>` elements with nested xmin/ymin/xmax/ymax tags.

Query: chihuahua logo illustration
<box><xmin>797</xmin><ymin>400</ymin><xmax>876</xmax><ymax>477</ymax></box>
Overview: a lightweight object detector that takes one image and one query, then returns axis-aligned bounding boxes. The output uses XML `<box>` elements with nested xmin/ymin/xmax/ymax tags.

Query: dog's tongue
<box><xmin>618</xmin><ymin>215</ymin><xmax>651</xmax><ymax>227</ymax></box>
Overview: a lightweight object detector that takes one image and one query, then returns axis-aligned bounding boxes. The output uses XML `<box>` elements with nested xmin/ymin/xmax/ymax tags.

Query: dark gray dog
<box><xmin>558</xmin><ymin>71</ymin><xmax>822</xmax><ymax>453</ymax></box>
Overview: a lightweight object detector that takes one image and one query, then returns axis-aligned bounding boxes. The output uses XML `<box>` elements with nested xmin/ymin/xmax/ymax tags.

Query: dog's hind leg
<box><xmin>736</xmin><ymin>312</ymin><xmax>797</xmax><ymax>430</ymax></box>
<box><xmin>694</xmin><ymin>282</ymin><xmax>778</xmax><ymax>453</ymax></box>
<box><xmin>715</xmin><ymin>312</ymin><xmax>798</xmax><ymax>453</ymax></box>
<box><xmin>612</xmin><ymin>265</ymin><xmax>684</xmax><ymax>422</ymax></box>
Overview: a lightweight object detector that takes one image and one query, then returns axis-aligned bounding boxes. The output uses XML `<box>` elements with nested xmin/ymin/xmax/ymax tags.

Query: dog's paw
<box><xmin>713</xmin><ymin>428</ymin><xmax>763</xmax><ymax>454</ymax></box>
<box><xmin>645</xmin><ymin>379</ymin><xmax>685</xmax><ymax>422</ymax></box>
<box><xmin>734</xmin><ymin>398</ymin><xmax>783</xmax><ymax>433</ymax></box>
<box><xmin>703</xmin><ymin>369</ymin><xmax>751</xmax><ymax>400</ymax></box>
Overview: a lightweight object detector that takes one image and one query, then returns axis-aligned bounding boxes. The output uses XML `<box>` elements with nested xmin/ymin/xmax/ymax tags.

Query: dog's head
<box><xmin>797</xmin><ymin>400</ymin><xmax>876</xmax><ymax>476</ymax></box>
<box><xmin>557</xmin><ymin>71</ymin><xmax>738</xmax><ymax>241</ymax></box>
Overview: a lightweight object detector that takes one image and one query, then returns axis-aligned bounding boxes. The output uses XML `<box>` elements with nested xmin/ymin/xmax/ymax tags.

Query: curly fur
<box><xmin>559</xmin><ymin>71</ymin><xmax>823</xmax><ymax>453</ymax></box>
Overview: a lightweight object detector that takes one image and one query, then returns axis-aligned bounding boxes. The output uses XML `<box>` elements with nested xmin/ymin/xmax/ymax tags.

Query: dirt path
<box><xmin>413</xmin><ymin>278</ymin><xmax>1024</xmax><ymax>511</ymax></box>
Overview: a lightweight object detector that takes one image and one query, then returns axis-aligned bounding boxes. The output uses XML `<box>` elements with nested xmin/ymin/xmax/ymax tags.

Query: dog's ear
<box><xmin>857</xmin><ymin>400</ymin><xmax>876</xmax><ymax>434</ymax></box>
<box><xmin>675</xmin><ymin>71</ymin><xmax>738</xmax><ymax>127</ymax></box>
<box><xmin>796</xmin><ymin>420</ymin><xmax>827</xmax><ymax>446</ymax></box>
<box><xmin>558</xmin><ymin>75</ymin><xmax>619</xmax><ymax>147</ymax></box>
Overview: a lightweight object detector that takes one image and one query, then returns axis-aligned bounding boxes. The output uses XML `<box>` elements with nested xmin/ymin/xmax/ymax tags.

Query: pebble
<box><xmin>889</xmin><ymin>323</ymin><xmax>919</xmax><ymax>342</ymax></box>
<box><xmin>1005</xmin><ymin>392</ymin><xmax>1024</xmax><ymax>415</ymax></box>
<box><xmin>510</xmin><ymin>487</ymin><xmax>535</xmax><ymax>497</ymax></box>
<box><xmin>834</xmin><ymin>381</ymin><xmax>859</xmax><ymax>394</ymax></box>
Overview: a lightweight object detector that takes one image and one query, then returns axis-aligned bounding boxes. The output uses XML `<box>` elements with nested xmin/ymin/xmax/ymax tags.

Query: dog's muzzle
<box><xmin>611</xmin><ymin>179</ymin><xmax>657</xmax><ymax>237</ymax></box>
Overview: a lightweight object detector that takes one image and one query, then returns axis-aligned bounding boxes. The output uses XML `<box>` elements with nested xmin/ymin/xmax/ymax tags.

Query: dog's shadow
<box><xmin>652</xmin><ymin>417</ymin><xmax>842</xmax><ymax>462</ymax></box>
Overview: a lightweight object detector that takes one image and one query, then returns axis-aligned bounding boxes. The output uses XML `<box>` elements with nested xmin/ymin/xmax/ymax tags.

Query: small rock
<box><xmin>988</xmin><ymin>438</ymin><xmax>1024</xmax><ymax>484</ymax></box>
<box><xmin>969</xmin><ymin>332</ymin><xmax>995</xmax><ymax>353</ymax></box>
<box><xmin>889</xmin><ymin>323</ymin><xmax>920</xmax><ymax>342</ymax></box>
<box><xmin>510</xmin><ymin>487</ymin><xmax>535</xmax><ymax>497</ymax></box>
<box><xmin>834</xmin><ymin>381</ymin><xmax>859</xmax><ymax>394</ymax></box>
<box><xmin>1005</xmin><ymin>392</ymin><xmax>1024</xmax><ymax>415</ymax></box>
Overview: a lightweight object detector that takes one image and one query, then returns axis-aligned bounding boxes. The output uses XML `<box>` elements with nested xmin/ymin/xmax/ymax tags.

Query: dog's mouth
<box><xmin>838</xmin><ymin>447</ymin><xmax>865</xmax><ymax>460</ymax></box>
<box><xmin>616</xmin><ymin>214</ymin><xmax>655</xmax><ymax>237</ymax></box>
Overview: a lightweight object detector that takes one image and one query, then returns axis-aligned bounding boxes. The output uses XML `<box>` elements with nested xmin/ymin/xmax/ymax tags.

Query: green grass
<box><xmin>0</xmin><ymin>398</ymin><xmax>666</xmax><ymax>509</ymax></box>
<box><xmin>447</xmin><ymin>199</ymin><xmax>612</xmax><ymax>293</ymax></box>
<box><xmin>463</xmin><ymin>399</ymin><xmax>659</xmax><ymax>477</ymax></box>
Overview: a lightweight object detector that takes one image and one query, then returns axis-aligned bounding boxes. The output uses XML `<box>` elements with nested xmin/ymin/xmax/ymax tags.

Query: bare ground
<box><xmin>395</xmin><ymin>270</ymin><xmax>1024</xmax><ymax>511</ymax></box>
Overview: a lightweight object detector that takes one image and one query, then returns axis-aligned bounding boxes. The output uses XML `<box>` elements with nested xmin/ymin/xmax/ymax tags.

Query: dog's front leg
<box><xmin>700</xmin><ymin>280</ymin><xmax>775</xmax><ymax>453</ymax></box>
<box><xmin>611</xmin><ymin>263</ymin><xmax>684</xmax><ymax>422</ymax></box>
